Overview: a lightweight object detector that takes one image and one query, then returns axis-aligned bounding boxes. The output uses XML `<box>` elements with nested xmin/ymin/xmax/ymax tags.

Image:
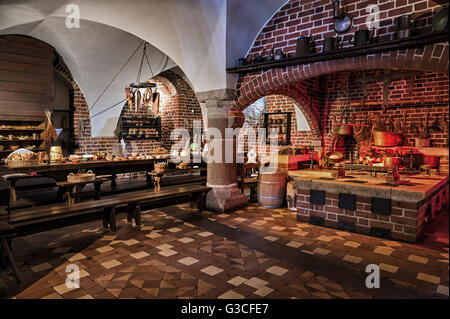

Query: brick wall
<box><xmin>249</xmin><ymin>0</ymin><xmax>443</xmax><ymax>58</ymax></box>
<box><xmin>323</xmin><ymin>69</ymin><xmax>449</xmax><ymax>150</ymax></box>
<box><xmin>238</xmin><ymin>67</ymin><xmax>449</xmax><ymax>152</ymax></box>
<box><xmin>265</xmin><ymin>94</ymin><xmax>316</xmax><ymax>146</ymax></box>
<box><xmin>69</xmin><ymin>70</ymin><xmax>202</xmax><ymax>156</ymax></box>
<box><xmin>296</xmin><ymin>182</ymin><xmax>449</xmax><ymax>243</ymax></box>
<box><xmin>232</xmin><ymin>0</ymin><xmax>448</xmax><ymax>123</ymax></box>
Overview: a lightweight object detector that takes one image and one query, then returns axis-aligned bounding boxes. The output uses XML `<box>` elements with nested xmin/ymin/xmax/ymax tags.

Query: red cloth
<box><xmin>288</xmin><ymin>153</ymin><xmax>319</xmax><ymax>170</ymax></box>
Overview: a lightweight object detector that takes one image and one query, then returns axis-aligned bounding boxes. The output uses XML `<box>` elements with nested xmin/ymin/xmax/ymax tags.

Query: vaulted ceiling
<box><xmin>0</xmin><ymin>0</ymin><xmax>288</xmax><ymax>136</ymax></box>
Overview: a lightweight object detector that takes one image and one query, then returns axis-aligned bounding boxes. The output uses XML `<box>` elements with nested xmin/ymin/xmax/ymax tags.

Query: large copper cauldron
<box><xmin>373</xmin><ymin>131</ymin><xmax>404</xmax><ymax>147</ymax></box>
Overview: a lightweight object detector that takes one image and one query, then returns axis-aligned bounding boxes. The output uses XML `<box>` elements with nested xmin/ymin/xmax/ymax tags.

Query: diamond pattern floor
<box><xmin>0</xmin><ymin>203</ymin><xmax>448</xmax><ymax>299</ymax></box>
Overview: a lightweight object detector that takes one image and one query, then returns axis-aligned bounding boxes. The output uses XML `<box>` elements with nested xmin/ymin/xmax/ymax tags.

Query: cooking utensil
<box><xmin>395</xmin><ymin>28</ymin><xmax>413</xmax><ymax>39</ymax></box>
<box><xmin>397</xmin><ymin>15</ymin><xmax>415</xmax><ymax>30</ymax></box>
<box><xmin>336</xmin><ymin>124</ymin><xmax>353</xmax><ymax>136</ymax></box>
<box><xmin>253</xmin><ymin>54</ymin><xmax>263</xmax><ymax>64</ymax></box>
<box><xmin>238</xmin><ymin>58</ymin><xmax>247</xmax><ymax>66</ymax></box>
<box><xmin>322</xmin><ymin>36</ymin><xmax>341</xmax><ymax>52</ymax></box>
<box><xmin>333</xmin><ymin>0</ymin><xmax>354</xmax><ymax>34</ymax></box>
<box><xmin>433</xmin><ymin>6</ymin><xmax>449</xmax><ymax>32</ymax></box>
<box><xmin>373</xmin><ymin>131</ymin><xmax>404</xmax><ymax>147</ymax></box>
<box><xmin>326</xmin><ymin>151</ymin><xmax>344</xmax><ymax>163</ymax></box>
<box><xmin>424</xmin><ymin>155</ymin><xmax>440</xmax><ymax>168</ymax></box>
<box><xmin>350</xmin><ymin>29</ymin><xmax>375</xmax><ymax>47</ymax></box>
<box><xmin>274</xmin><ymin>49</ymin><xmax>285</xmax><ymax>60</ymax></box>
<box><xmin>384</xmin><ymin>156</ymin><xmax>401</xmax><ymax>167</ymax></box>
<box><xmin>295</xmin><ymin>35</ymin><xmax>315</xmax><ymax>57</ymax></box>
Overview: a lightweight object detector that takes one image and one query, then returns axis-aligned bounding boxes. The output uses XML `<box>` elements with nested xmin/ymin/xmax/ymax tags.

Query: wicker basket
<box><xmin>177</xmin><ymin>163</ymin><xmax>190</xmax><ymax>170</ymax></box>
<box><xmin>7</xmin><ymin>159</ymin><xmax>38</xmax><ymax>168</ymax></box>
<box><xmin>155</xmin><ymin>163</ymin><xmax>167</xmax><ymax>173</ymax></box>
<box><xmin>67</xmin><ymin>170</ymin><xmax>95</xmax><ymax>183</ymax></box>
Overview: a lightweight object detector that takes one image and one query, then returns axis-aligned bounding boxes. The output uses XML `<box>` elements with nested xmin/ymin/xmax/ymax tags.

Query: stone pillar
<box><xmin>197</xmin><ymin>89</ymin><xmax>247</xmax><ymax>213</ymax></box>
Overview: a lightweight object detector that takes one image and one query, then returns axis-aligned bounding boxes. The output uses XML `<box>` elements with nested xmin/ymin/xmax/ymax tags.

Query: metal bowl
<box><xmin>326</xmin><ymin>151</ymin><xmax>344</xmax><ymax>163</ymax></box>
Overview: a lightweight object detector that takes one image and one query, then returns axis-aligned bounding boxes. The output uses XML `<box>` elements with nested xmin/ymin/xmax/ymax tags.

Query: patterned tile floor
<box><xmin>0</xmin><ymin>203</ymin><xmax>448</xmax><ymax>299</ymax></box>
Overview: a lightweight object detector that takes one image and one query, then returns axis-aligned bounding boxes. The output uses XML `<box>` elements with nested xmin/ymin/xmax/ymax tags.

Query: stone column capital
<box><xmin>196</xmin><ymin>88</ymin><xmax>237</xmax><ymax>103</ymax></box>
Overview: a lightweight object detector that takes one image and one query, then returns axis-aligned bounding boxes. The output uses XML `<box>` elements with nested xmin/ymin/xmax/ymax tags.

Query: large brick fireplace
<box><xmin>230</xmin><ymin>0</ymin><xmax>449</xmax><ymax>242</ymax></box>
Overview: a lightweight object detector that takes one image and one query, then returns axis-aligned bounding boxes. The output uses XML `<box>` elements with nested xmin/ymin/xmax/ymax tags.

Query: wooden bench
<box><xmin>8</xmin><ymin>185</ymin><xmax>211</xmax><ymax>236</ymax></box>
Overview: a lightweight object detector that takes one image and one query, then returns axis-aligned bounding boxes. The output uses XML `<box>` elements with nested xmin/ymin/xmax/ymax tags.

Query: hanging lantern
<box><xmin>124</xmin><ymin>42</ymin><xmax>158</xmax><ymax>114</ymax></box>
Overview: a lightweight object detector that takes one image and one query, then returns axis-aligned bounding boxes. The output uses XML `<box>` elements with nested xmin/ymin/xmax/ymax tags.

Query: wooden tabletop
<box><xmin>0</xmin><ymin>159</ymin><xmax>157</xmax><ymax>181</ymax></box>
<box><xmin>148</xmin><ymin>167</ymin><xmax>206</xmax><ymax>177</ymax></box>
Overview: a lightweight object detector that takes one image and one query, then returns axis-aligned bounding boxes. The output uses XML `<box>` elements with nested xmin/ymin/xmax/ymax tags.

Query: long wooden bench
<box><xmin>7</xmin><ymin>185</ymin><xmax>211</xmax><ymax>236</ymax></box>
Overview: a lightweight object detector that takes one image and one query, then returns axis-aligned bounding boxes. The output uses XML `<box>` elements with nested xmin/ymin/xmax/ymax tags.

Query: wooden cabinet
<box><xmin>120</xmin><ymin>116</ymin><xmax>161</xmax><ymax>141</ymax></box>
<box><xmin>263</xmin><ymin>112</ymin><xmax>292</xmax><ymax>146</ymax></box>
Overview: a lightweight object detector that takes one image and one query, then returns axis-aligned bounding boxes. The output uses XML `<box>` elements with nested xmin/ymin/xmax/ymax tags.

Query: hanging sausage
<box><xmin>152</xmin><ymin>91</ymin><xmax>160</xmax><ymax>115</ymax></box>
<box><xmin>135</xmin><ymin>89</ymin><xmax>141</xmax><ymax>112</ymax></box>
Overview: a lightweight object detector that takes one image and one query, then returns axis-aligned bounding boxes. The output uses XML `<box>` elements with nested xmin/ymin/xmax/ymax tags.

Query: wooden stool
<box><xmin>0</xmin><ymin>221</ymin><xmax>21</xmax><ymax>283</ymax></box>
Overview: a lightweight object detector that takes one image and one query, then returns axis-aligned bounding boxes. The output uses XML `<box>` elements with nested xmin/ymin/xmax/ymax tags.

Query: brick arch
<box><xmin>232</xmin><ymin>43</ymin><xmax>449</xmax><ymax>115</ymax></box>
<box><xmin>150</xmin><ymin>70</ymin><xmax>203</xmax><ymax>132</ymax></box>
<box><xmin>264</xmin><ymin>86</ymin><xmax>321</xmax><ymax>138</ymax></box>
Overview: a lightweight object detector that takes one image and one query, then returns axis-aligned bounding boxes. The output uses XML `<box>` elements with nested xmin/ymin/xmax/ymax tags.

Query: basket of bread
<box><xmin>176</xmin><ymin>163</ymin><xmax>190</xmax><ymax>170</ymax></box>
<box><xmin>6</xmin><ymin>149</ymin><xmax>38</xmax><ymax>167</ymax></box>
<box><xmin>155</xmin><ymin>162</ymin><xmax>168</xmax><ymax>173</ymax></box>
<box><xmin>152</xmin><ymin>147</ymin><xmax>170</xmax><ymax>159</ymax></box>
<box><xmin>67</xmin><ymin>170</ymin><xmax>96</xmax><ymax>183</ymax></box>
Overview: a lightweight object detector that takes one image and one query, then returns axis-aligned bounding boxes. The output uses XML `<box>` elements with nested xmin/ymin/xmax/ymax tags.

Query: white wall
<box><xmin>0</xmin><ymin>0</ymin><xmax>288</xmax><ymax>136</ymax></box>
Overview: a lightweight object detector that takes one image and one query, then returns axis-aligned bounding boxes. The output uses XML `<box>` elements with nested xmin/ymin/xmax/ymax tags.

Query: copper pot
<box><xmin>384</xmin><ymin>156</ymin><xmax>401</xmax><ymax>167</ymax></box>
<box><xmin>424</xmin><ymin>155</ymin><xmax>440</xmax><ymax>168</ymax></box>
<box><xmin>337</xmin><ymin>125</ymin><xmax>353</xmax><ymax>136</ymax></box>
<box><xmin>373</xmin><ymin>131</ymin><xmax>404</xmax><ymax>147</ymax></box>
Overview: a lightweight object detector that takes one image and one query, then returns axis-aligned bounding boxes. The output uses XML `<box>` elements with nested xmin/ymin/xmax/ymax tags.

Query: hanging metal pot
<box><xmin>336</xmin><ymin>124</ymin><xmax>353</xmax><ymax>136</ymax></box>
<box><xmin>433</xmin><ymin>6</ymin><xmax>449</xmax><ymax>32</ymax></box>
<box><xmin>333</xmin><ymin>0</ymin><xmax>354</xmax><ymax>34</ymax></box>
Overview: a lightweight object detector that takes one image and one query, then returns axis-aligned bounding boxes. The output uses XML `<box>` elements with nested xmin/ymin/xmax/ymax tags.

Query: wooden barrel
<box><xmin>258</xmin><ymin>171</ymin><xmax>287</xmax><ymax>208</ymax></box>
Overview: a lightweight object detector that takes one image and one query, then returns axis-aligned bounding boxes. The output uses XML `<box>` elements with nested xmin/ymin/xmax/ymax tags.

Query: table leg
<box><xmin>94</xmin><ymin>182</ymin><xmax>102</xmax><ymax>200</ymax></box>
<box><xmin>111</xmin><ymin>173</ymin><xmax>117</xmax><ymax>189</ymax></box>
<box><xmin>154</xmin><ymin>177</ymin><xmax>161</xmax><ymax>192</ymax></box>
<box><xmin>0</xmin><ymin>238</ymin><xmax>21</xmax><ymax>283</ymax></box>
<box><xmin>135</xmin><ymin>202</ymin><xmax>142</xmax><ymax>227</ymax></box>
<box><xmin>110</xmin><ymin>207</ymin><xmax>116</xmax><ymax>232</ymax></box>
<box><xmin>9</xmin><ymin>180</ymin><xmax>16</xmax><ymax>205</ymax></box>
<box><xmin>146</xmin><ymin>172</ymin><xmax>153</xmax><ymax>186</ymax></box>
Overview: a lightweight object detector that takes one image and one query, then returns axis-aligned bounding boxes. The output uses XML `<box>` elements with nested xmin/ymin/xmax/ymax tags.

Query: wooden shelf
<box><xmin>120</xmin><ymin>116</ymin><xmax>161</xmax><ymax>142</ymax></box>
<box><xmin>121</xmin><ymin>135</ymin><xmax>161</xmax><ymax>141</ymax></box>
<box><xmin>0</xmin><ymin>128</ymin><xmax>42</xmax><ymax>132</ymax></box>
<box><xmin>0</xmin><ymin>139</ymin><xmax>43</xmax><ymax>142</ymax></box>
<box><xmin>121</xmin><ymin>125</ymin><xmax>161</xmax><ymax>129</ymax></box>
<box><xmin>0</xmin><ymin>149</ymin><xmax>44</xmax><ymax>153</ymax></box>
<box><xmin>227</xmin><ymin>31</ymin><xmax>449</xmax><ymax>74</ymax></box>
<box><xmin>0</xmin><ymin>116</ymin><xmax>45</xmax><ymax>160</ymax></box>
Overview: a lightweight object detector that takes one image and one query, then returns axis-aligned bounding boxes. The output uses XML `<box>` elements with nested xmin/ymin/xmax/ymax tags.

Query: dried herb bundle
<box><xmin>41</xmin><ymin>108</ymin><xmax>57</xmax><ymax>143</ymax></box>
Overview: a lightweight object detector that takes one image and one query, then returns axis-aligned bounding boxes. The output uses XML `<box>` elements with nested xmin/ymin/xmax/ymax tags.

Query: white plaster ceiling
<box><xmin>0</xmin><ymin>0</ymin><xmax>288</xmax><ymax>136</ymax></box>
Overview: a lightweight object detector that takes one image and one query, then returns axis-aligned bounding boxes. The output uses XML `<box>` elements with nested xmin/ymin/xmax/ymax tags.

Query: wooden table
<box><xmin>0</xmin><ymin>159</ymin><xmax>156</xmax><ymax>184</ymax></box>
<box><xmin>57</xmin><ymin>177</ymin><xmax>107</xmax><ymax>205</ymax></box>
<box><xmin>148</xmin><ymin>167</ymin><xmax>207</xmax><ymax>192</ymax></box>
